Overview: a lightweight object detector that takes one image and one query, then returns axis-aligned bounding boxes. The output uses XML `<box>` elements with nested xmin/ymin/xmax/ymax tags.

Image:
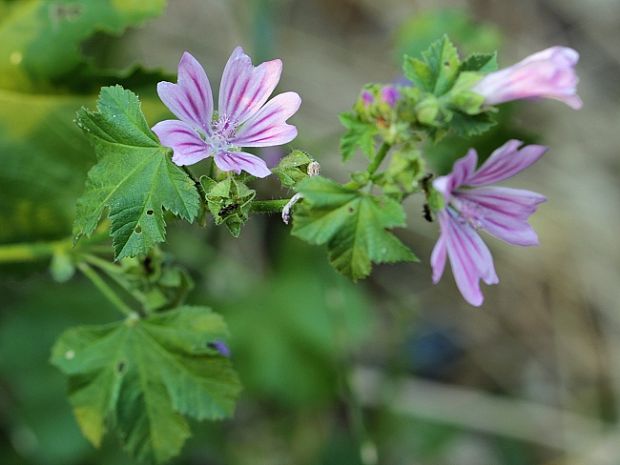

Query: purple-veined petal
<box><xmin>456</xmin><ymin>186</ymin><xmax>546</xmax><ymax>246</ymax></box>
<box><xmin>218</xmin><ymin>46</ymin><xmax>283</xmax><ymax>125</ymax></box>
<box><xmin>213</xmin><ymin>151</ymin><xmax>271</xmax><ymax>178</ymax></box>
<box><xmin>467</xmin><ymin>140</ymin><xmax>548</xmax><ymax>186</ymax></box>
<box><xmin>439</xmin><ymin>209</ymin><xmax>498</xmax><ymax>306</ymax></box>
<box><xmin>434</xmin><ymin>149</ymin><xmax>478</xmax><ymax>199</ymax></box>
<box><xmin>231</xmin><ymin>92</ymin><xmax>301</xmax><ymax>147</ymax></box>
<box><xmin>152</xmin><ymin>120</ymin><xmax>211</xmax><ymax>166</ymax></box>
<box><xmin>157</xmin><ymin>52</ymin><xmax>214</xmax><ymax>133</ymax></box>
<box><xmin>471</xmin><ymin>46</ymin><xmax>582</xmax><ymax>109</ymax></box>
<box><xmin>430</xmin><ymin>234</ymin><xmax>447</xmax><ymax>284</ymax></box>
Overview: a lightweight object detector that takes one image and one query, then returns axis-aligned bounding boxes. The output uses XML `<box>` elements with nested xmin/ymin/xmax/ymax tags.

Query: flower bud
<box><xmin>415</xmin><ymin>95</ymin><xmax>439</xmax><ymax>125</ymax></box>
<box><xmin>471</xmin><ymin>46</ymin><xmax>582</xmax><ymax>109</ymax></box>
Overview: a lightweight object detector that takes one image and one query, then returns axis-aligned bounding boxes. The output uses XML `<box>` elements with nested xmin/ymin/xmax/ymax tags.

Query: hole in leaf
<box><xmin>134</xmin><ymin>225</ymin><xmax>142</xmax><ymax>234</ymax></box>
<box><xmin>146</xmin><ymin>209</ymin><xmax>154</xmax><ymax>216</ymax></box>
<box><xmin>116</xmin><ymin>361</ymin><xmax>126</xmax><ymax>373</ymax></box>
<box><xmin>348</xmin><ymin>207</ymin><xmax>354</xmax><ymax>213</ymax></box>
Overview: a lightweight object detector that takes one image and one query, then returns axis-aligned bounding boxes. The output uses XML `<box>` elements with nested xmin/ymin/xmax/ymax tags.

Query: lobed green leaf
<box><xmin>403</xmin><ymin>35</ymin><xmax>461</xmax><ymax>96</ymax></box>
<box><xmin>292</xmin><ymin>177</ymin><xmax>417</xmax><ymax>280</ymax></box>
<box><xmin>73</xmin><ymin>86</ymin><xmax>200</xmax><ymax>260</ymax></box>
<box><xmin>51</xmin><ymin>306</ymin><xmax>241</xmax><ymax>464</ymax></box>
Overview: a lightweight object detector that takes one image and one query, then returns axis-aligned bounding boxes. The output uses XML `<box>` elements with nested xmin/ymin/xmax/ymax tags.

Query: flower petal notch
<box><xmin>153</xmin><ymin>48</ymin><xmax>301</xmax><ymax>177</ymax></box>
<box><xmin>471</xmin><ymin>46</ymin><xmax>582</xmax><ymax>109</ymax></box>
<box><xmin>431</xmin><ymin>140</ymin><xmax>548</xmax><ymax>306</ymax></box>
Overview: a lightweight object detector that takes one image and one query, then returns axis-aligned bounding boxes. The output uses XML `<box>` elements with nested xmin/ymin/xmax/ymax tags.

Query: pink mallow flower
<box><xmin>471</xmin><ymin>46</ymin><xmax>582</xmax><ymax>109</ymax></box>
<box><xmin>431</xmin><ymin>140</ymin><xmax>548</xmax><ymax>306</ymax></box>
<box><xmin>152</xmin><ymin>47</ymin><xmax>301</xmax><ymax>178</ymax></box>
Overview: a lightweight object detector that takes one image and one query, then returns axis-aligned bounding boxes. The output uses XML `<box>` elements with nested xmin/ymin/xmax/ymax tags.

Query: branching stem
<box><xmin>77</xmin><ymin>262</ymin><xmax>135</xmax><ymax>318</ymax></box>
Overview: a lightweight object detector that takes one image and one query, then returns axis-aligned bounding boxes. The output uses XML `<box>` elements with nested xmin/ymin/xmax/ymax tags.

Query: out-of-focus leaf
<box><xmin>51</xmin><ymin>306</ymin><xmax>241</xmax><ymax>464</ymax></box>
<box><xmin>222</xmin><ymin>237</ymin><xmax>374</xmax><ymax>406</ymax></box>
<box><xmin>0</xmin><ymin>0</ymin><xmax>168</xmax><ymax>245</ymax></box>
<box><xmin>74</xmin><ymin>86</ymin><xmax>200</xmax><ymax>259</ymax></box>
<box><xmin>395</xmin><ymin>9</ymin><xmax>500</xmax><ymax>62</ymax></box>
<box><xmin>0</xmin><ymin>91</ymin><xmax>95</xmax><ymax>242</ymax></box>
<box><xmin>450</xmin><ymin>112</ymin><xmax>497</xmax><ymax>137</ymax></box>
<box><xmin>0</xmin><ymin>0</ymin><xmax>166</xmax><ymax>92</ymax></box>
<box><xmin>292</xmin><ymin>176</ymin><xmax>417</xmax><ymax>280</ymax></box>
<box><xmin>0</xmin><ymin>280</ymin><xmax>121</xmax><ymax>465</ymax></box>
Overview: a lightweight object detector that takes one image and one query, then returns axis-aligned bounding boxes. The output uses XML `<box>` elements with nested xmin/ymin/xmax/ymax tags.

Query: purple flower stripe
<box><xmin>156</xmin><ymin>52</ymin><xmax>213</xmax><ymax>133</ymax></box>
<box><xmin>233</xmin><ymin>92</ymin><xmax>301</xmax><ymax>147</ymax></box>
<box><xmin>437</xmin><ymin>209</ymin><xmax>498</xmax><ymax>306</ymax></box>
<box><xmin>151</xmin><ymin>120</ymin><xmax>211</xmax><ymax>166</ymax></box>
<box><xmin>468</xmin><ymin>140</ymin><xmax>548</xmax><ymax>186</ymax></box>
<box><xmin>214</xmin><ymin>151</ymin><xmax>271</xmax><ymax>178</ymax></box>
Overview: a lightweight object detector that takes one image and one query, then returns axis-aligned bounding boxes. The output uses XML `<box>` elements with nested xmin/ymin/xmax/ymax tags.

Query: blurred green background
<box><xmin>1</xmin><ymin>1</ymin><xmax>618</xmax><ymax>464</ymax></box>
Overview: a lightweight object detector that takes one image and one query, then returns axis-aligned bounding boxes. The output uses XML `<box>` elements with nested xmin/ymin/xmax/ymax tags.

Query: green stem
<box><xmin>77</xmin><ymin>262</ymin><xmax>135</xmax><ymax>318</ymax></box>
<box><xmin>367</xmin><ymin>142</ymin><xmax>391</xmax><ymax>177</ymax></box>
<box><xmin>250</xmin><ymin>199</ymin><xmax>291</xmax><ymax>214</ymax></box>
<box><xmin>82</xmin><ymin>253</ymin><xmax>123</xmax><ymax>275</ymax></box>
<box><xmin>182</xmin><ymin>165</ymin><xmax>209</xmax><ymax>226</ymax></box>
<box><xmin>0</xmin><ymin>239</ymin><xmax>71</xmax><ymax>263</ymax></box>
<box><xmin>182</xmin><ymin>165</ymin><xmax>207</xmax><ymax>196</ymax></box>
<box><xmin>83</xmin><ymin>254</ymin><xmax>148</xmax><ymax>309</ymax></box>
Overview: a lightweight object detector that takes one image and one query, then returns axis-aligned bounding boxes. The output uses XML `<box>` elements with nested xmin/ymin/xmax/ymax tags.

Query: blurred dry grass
<box><xmin>111</xmin><ymin>1</ymin><xmax>620</xmax><ymax>463</ymax></box>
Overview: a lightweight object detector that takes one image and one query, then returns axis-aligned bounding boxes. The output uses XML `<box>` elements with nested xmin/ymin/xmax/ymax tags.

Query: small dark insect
<box><xmin>420</xmin><ymin>173</ymin><xmax>433</xmax><ymax>194</ymax></box>
<box><xmin>423</xmin><ymin>204</ymin><xmax>433</xmax><ymax>222</ymax></box>
<box><xmin>218</xmin><ymin>203</ymin><xmax>237</xmax><ymax>217</ymax></box>
<box><xmin>116</xmin><ymin>361</ymin><xmax>126</xmax><ymax>374</ymax></box>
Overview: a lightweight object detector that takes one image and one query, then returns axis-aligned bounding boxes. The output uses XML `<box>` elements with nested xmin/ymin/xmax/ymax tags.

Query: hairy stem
<box><xmin>250</xmin><ymin>199</ymin><xmax>291</xmax><ymax>214</ymax></box>
<box><xmin>77</xmin><ymin>262</ymin><xmax>135</xmax><ymax>318</ymax></box>
<box><xmin>367</xmin><ymin>142</ymin><xmax>391</xmax><ymax>177</ymax></box>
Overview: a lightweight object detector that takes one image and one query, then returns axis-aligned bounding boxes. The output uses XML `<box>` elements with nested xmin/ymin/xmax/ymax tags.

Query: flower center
<box><xmin>451</xmin><ymin>196</ymin><xmax>484</xmax><ymax>229</ymax></box>
<box><xmin>209</xmin><ymin>115</ymin><xmax>239</xmax><ymax>154</ymax></box>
